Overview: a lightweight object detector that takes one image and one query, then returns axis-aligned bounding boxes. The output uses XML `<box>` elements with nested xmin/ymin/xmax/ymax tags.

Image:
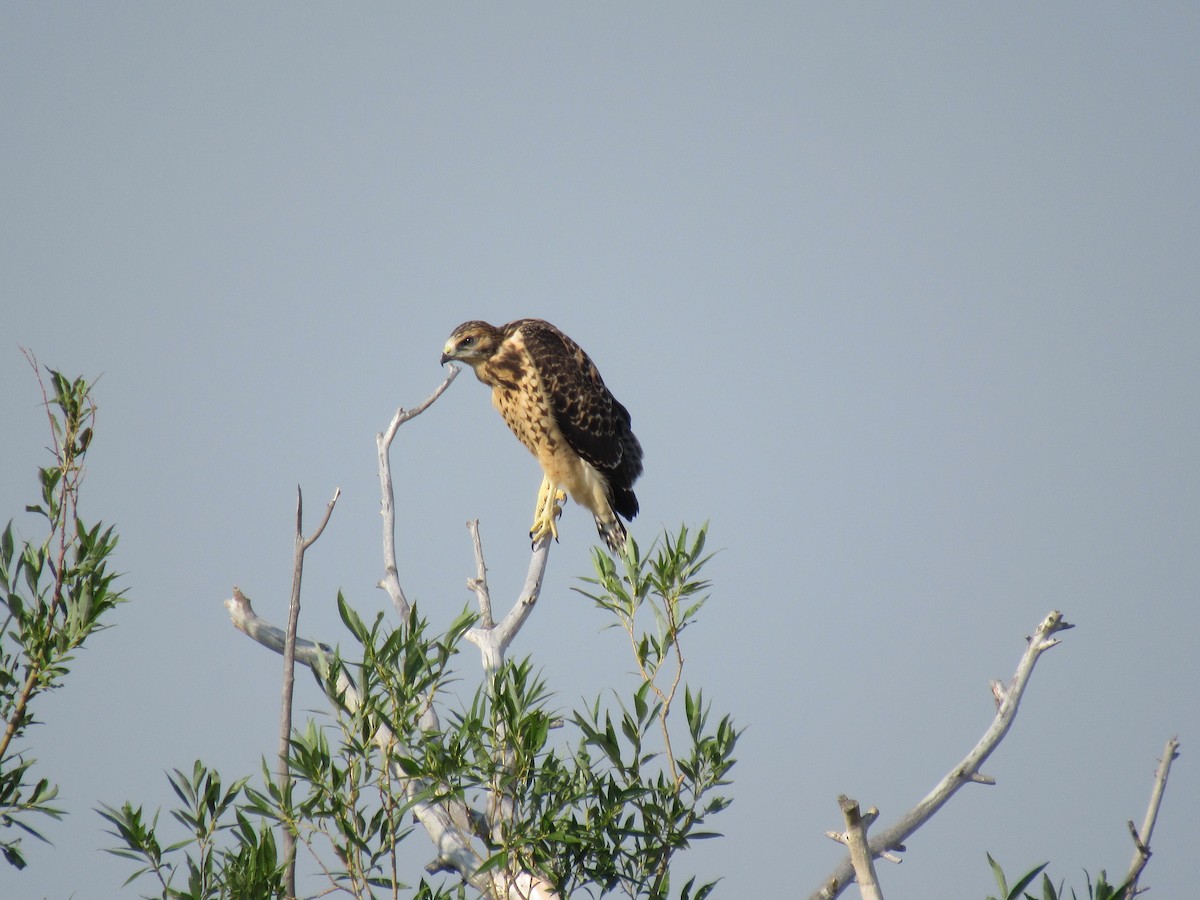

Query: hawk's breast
<box><xmin>486</xmin><ymin>333</ymin><xmax>563</xmax><ymax>462</ymax></box>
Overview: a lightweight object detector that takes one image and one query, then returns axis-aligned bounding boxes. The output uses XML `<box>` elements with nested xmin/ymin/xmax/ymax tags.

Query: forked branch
<box><xmin>226</xmin><ymin>589</ymin><xmax>489</xmax><ymax>896</ymax></box>
<box><xmin>811</xmin><ymin>611</ymin><xmax>1073</xmax><ymax>900</ymax></box>
<box><xmin>277</xmin><ymin>485</ymin><xmax>340</xmax><ymax>898</ymax></box>
<box><xmin>839</xmin><ymin>796</ymin><xmax>883</xmax><ymax>900</ymax></box>
<box><xmin>463</xmin><ymin>520</ymin><xmax>552</xmax><ymax>674</ymax></box>
<box><xmin>226</xmin><ymin>370</ymin><xmax>563</xmax><ymax>899</ymax></box>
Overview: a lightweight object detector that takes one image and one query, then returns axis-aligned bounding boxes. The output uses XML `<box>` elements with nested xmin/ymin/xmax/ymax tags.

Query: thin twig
<box><xmin>467</xmin><ymin>520</ymin><xmax>494</xmax><ymax>628</ymax></box>
<box><xmin>0</xmin><ymin>355</ymin><xmax>94</xmax><ymax>763</ymax></box>
<box><xmin>661</xmin><ymin>599</ymin><xmax>686</xmax><ymax>786</ymax></box>
<box><xmin>277</xmin><ymin>485</ymin><xmax>340</xmax><ymax>899</ymax></box>
<box><xmin>613</xmin><ymin>570</ymin><xmax>685</xmax><ymax>790</ymax></box>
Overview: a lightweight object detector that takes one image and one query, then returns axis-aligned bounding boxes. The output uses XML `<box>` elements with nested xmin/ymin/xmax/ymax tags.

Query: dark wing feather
<box><xmin>517</xmin><ymin>320</ymin><xmax>643</xmax><ymax>516</ymax></box>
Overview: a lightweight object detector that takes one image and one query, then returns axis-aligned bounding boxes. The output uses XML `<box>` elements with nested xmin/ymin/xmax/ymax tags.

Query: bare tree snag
<box><xmin>838</xmin><ymin>796</ymin><xmax>884</xmax><ymax>900</ymax></box>
<box><xmin>810</xmin><ymin>611</ymin><xmax>1074</xmax><ymax>900</ymax></box>
<box><xmin>1122</xmin><ymin>736</ymin><xmax>1181</xmax><ymax>898</ymax></box>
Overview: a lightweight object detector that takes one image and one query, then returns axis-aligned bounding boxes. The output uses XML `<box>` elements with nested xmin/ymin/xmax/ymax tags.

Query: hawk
<box><xmin>440</xmin><ymin>319</ymin><xmax>643</xmax><ymax>552</ymax></box>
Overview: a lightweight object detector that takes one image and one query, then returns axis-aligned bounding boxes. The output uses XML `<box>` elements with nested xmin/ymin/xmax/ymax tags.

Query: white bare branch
<box><xmin>464</xmin><ymin>528</ymin><xmax>552</xmax><ymax>675</ymax></box>
<box><xmin>810</xmin><ymin>610</ymin><xmax>1074</xmax><ymax>900</ymax></box>
<box><xmin>225</xmin><ymin>589</ymin><xmax>486</xmax><ymax>885</ymax></box>
<box><xmin>467</xmin><ymin>520</ymin><xmax>494</xmax><ymax>628</ymax></box>
<box><xmin>377</xmin><ymin>366</ymin><xmax>460</xmax><ymax>620</ymax></box>
<box><xmin>226</xmin><ymin>588</ymin><xmax>559</xmax><ymax>900</ymax></box>
<box><xmin>225</xmin><ymin>368</ymin><xmax>566</xmax><ymax>899</ymax></box>
<box><xmin>1122</xmin><ymin>736</ymin><xmax>1181</xmax><ymax>898</ymax></box>
<box><xmin>457</xmin><ymin>521</ymin><xmax>553</xmax><ymax>850</ymax></box>
<box><xmin>839</xmin><ymin>796</ymin><xmax>884</xmax><ymax>900</ymax></box>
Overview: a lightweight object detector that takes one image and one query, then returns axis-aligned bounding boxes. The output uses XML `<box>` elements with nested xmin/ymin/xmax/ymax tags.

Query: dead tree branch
<box><xmin>838</xmin><ymin>796</ymin><xmax>883</xmax><ymax>900</ymax></box>
<box><xmin>227</xmin><ymin>589</ymin><xmax>500</xmax><ymax>897</ymax></box>
<box><xmin>464</xmin><ymin>521</ymin><xmax>552</xmax><ymax>675</ymax></box>
<box><xmin>226</xmin><ymin>370</ymin><xmax>563</xmax><ymax>899</ymax></box>
<box><xmin>377</xmin><ymin>365</ymin><xmax>459</xmax><ymax>621</ymax></box>
<box><xmin>226</xmin><ymin>580</ymin><xmax>560</xmax><ymax>899</ymax></box>
<box><xmin>811</xmin><ymin>610</ymin><xmax>1073</xmax><ymax>900</ymax></box>
<box><xmin>277</xmin><ymin>485</ymin><xmax>339</xmax><ymax>898</ymax></box>
<box><xmin>1122</xmin><ymin>736</ymin><xmax>1180</xmax><ymax>898</ymax></box>
<box><xmin>458</xmin><ymin>519</ymin><xmax>553</xmax><ymax>849</ymax></box>
<box><xmin>467</xmin><ymin>520</ymin><xmax>494</xmax><ymax>628</ymax></box>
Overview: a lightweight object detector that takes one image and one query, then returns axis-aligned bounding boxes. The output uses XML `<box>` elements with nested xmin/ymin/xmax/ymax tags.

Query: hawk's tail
<box><xmin>595</xmin><ymin>514</ymin><xmax>628</xmax><ymax>554</ymax></box>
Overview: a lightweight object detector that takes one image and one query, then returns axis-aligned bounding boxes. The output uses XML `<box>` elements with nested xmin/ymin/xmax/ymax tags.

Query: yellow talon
<box><xmin>529</xmin><ymin>477</ymin><xmax>566</xmax><ymax>544</ymax></box>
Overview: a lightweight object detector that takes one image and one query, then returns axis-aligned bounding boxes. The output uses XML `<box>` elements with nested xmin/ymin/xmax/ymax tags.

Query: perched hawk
<box><xmin>440</xmin><ymin>319</ymin><xmax>643</xmax><ymax>552</ymax></box>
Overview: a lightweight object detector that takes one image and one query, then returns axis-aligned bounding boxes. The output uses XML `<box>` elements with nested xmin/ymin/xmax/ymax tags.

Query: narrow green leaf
<box><xmin>987</xmin><ymin>853</ymin><xmax>1009</xmax><ymax>897</ymax></box>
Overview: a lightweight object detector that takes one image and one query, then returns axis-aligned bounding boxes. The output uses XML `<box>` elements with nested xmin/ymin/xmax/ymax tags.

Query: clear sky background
<box><xmin>2</xmin><ymin>5</ymin><xmax>1197</xmax><ymax>899</ymax></box>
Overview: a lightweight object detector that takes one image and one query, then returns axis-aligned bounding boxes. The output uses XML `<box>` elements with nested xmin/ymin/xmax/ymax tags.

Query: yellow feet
<box><xmin>530</xmin><ymin>477</ymin><xmax>566</xmax><ymax>545</ymax></box>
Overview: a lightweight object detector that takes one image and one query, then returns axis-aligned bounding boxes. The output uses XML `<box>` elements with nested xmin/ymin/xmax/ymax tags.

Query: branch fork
<box><xmin>226</xmin><ymin>368</ymin><xmax>565</xmax><ymax>899</ymax></box>
<box><xmin>463</xmin><ymin>519</ymin><xmax>552</xmax><ymax>674</ymax></box>
<box><xmin>811</xmin><ymin>611</ymin><xmax>1074</xmax><ymax>900</ymax></box>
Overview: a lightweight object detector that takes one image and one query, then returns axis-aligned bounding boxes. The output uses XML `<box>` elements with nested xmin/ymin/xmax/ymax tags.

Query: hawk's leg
<box><xmin>530</xmin><ymin>475</ymin><xmax>567</xmax><ymax>545</ymax></box>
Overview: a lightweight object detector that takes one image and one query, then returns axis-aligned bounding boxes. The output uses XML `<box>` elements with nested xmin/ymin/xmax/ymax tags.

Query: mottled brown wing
<box><xmin>517</xmin><ymin>321</ymin><xmax>643</xmax><ymax>495</ymax></box>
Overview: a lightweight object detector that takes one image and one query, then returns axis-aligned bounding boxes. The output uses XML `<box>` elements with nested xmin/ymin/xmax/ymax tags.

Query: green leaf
<box><xmin>337</xmin><ymin>592</ymin><xmax>370</xmax><ymax>643</ymax></box>
<box><xmin>987</xmin><ymin>852</ymin><xmax>1009</xmax><ymax>898</ymax></box>
<box><xmin>1008</xmin><ymin>862</ymin><xmax>1049</xmax><ymax>899</ymax></box>
<box><xmin>0</xmin><ymin>522</ymin><xmax>13</xmax><ymax>570</ymax></box>
<box><xmin>475</xmin><ymin>849</ymin><xmax>509</xmax><ymax>876</ymax></box>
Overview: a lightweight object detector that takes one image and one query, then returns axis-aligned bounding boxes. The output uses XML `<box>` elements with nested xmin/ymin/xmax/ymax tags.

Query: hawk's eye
<box><xmin>460</xmin><ymin>336</ymin><xmax>475</xmax><ymax>348</ymax></box>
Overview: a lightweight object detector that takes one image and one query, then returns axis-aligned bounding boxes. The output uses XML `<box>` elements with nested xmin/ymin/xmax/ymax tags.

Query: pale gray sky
<box><xmin>2</xmin><ymin>5</ymin><xmax>1197</xmax><ymax>898</ymax></box>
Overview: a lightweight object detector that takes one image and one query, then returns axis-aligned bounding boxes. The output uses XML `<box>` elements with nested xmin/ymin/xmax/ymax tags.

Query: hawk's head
<box><xmin>440</xmin><ymin>320</ymin><xmax>504</xmax><ymax>368</ymax></box>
